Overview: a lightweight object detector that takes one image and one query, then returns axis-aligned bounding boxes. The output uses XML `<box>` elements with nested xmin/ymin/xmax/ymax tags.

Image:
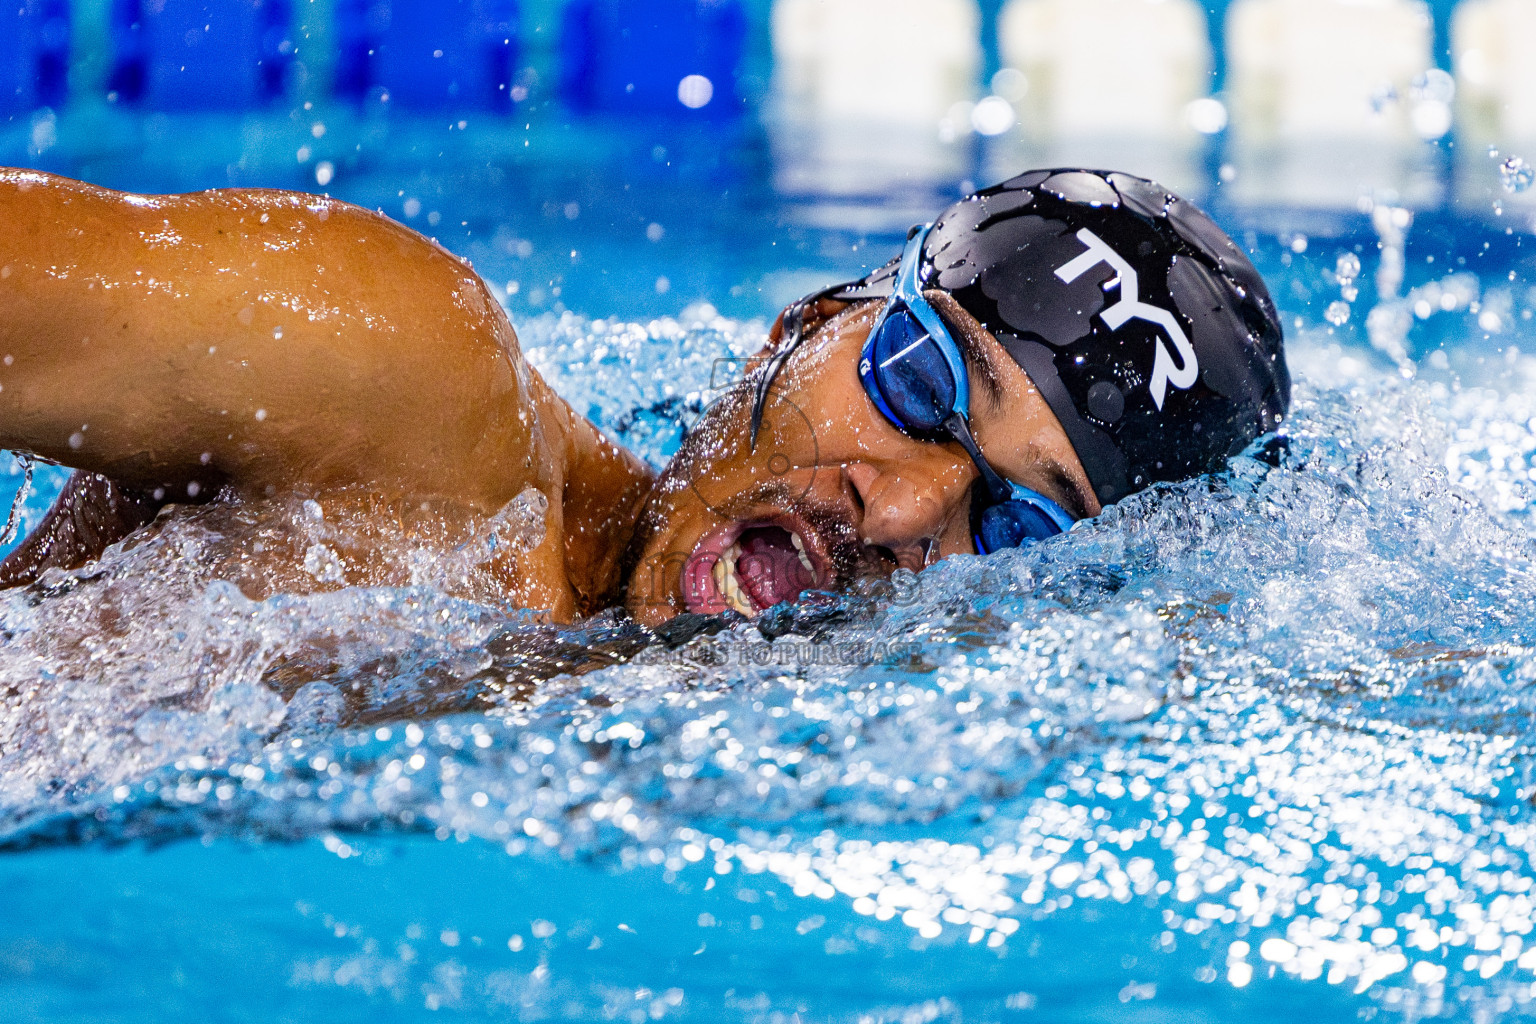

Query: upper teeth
<box><xmin>790</xmin><ymin>531</ymin><xmax>815</xmax><ymax>573</ymax></box>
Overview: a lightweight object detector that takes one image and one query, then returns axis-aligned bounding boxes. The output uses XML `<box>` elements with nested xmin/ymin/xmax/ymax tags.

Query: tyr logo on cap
<box><xmin>1054</xmin><ymin>228</ymin><xmax>1200</xmax><ymax>410</ymax></box>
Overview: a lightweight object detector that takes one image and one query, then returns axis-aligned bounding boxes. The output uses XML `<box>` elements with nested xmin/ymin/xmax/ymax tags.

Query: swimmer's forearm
<box><xmin>0</xmin><ymin>168</ymin><xmax>545</xmax><ymax>506</ymax></box>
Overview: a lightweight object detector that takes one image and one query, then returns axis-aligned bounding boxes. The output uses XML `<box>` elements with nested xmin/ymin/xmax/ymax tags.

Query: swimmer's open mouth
<box><xmin>683</xmin><ymin>519</ymin><xmax>828</xmax><ymax>616</ymax></box>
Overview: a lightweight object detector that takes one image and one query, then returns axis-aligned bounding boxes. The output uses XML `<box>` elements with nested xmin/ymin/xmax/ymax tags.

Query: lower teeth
<box><xmin>711</xmin><ymin>543</ymin><xmax>755</xmax><ymax>616</ymax></box>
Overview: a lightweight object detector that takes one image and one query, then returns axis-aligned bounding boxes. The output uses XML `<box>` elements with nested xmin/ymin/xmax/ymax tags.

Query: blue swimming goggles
<box><xmin>856</xmin><ymin>224</ymin><xmax>1077</xmax><ymax>554</ymax></box>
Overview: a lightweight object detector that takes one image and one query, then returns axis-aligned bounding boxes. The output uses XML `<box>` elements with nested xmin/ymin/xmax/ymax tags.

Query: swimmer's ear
<box><xmin>747</xmin><ymin>292</ymin><xmax>861</xmax><ymax>448</ymax></box>
<box><xmin>749</xmin><ymin>296</ymin><xmax>851</xmax><ymax>369</ymax></box>
<box><xmin>743</xmin><ymin>303</ymin><xmax>793</xmax><ymax>380</ymax></box>
<box><xmin>758</xmin><ymin>305</ymin><xmax>790</xmax><ymax>357</ymax></box>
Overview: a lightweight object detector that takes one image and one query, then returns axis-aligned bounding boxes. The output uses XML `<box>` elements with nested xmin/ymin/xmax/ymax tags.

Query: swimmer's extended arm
<box><xmin>0</xmin><ymin>168</ymin><xmax>561</xmax><ymax>509</ymax></box>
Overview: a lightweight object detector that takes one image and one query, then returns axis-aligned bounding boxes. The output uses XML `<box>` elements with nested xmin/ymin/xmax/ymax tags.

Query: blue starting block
<box><xmin>0</xmin><ymin>0</ymin><xmax>70</xmax><ymax>113</ymax></box>
<box><xmin>108</xmin><ymin>0</ymin><xmax>294</xmax><ymax>109</ymax></box>
<box><xmin>561</xmin><ymin>0</ymin><xmax>746</xmax><ymax>117</ymax></box>
<box><xmin>333</xmin><ymin>0</ymin><xmax>520</xmax><ymax>110</ymax></box>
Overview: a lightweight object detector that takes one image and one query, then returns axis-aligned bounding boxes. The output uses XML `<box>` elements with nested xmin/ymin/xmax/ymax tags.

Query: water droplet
<box><xmin>303</xmin><ymin>542</ymin><xmax>344</xmax><ymax>583</ymax></box>
<box><xmin>1335</xmin><ymin>253</ymin><xmax>1361</xmax><ymax>282</ymax></box>
<box><xmin>1411</xmin><ymin>69</ymin><xmax>1455</xmax><ymax>105</ymax></box>
<box><xmin>971</xmin><ymin>96</ymin><xmax>1017</xmax><ymax>136</ymax></box>
<box><xmin>1184</xmin><ymin>97</ymin><xmax>1228</xmax><ymax>135</ymax></box>
<box><xmin>1500</xmin><ymin>157</ymin><xmax>1533</xmax><ymax>194</ymax></box>
<box><xmin>991</xmin><ymin>67</ymin><xmax>1029</xmax><ymax>102</ymax></box>
<box><xmin>677</xmin><ymin>74</ymin><xmax>713</xmax><ymax>109</ymax></box>
<box><xmin>1325</xmin><ymin>301</ymin><xmax>1351</xmax><ymax>326</ymax></box>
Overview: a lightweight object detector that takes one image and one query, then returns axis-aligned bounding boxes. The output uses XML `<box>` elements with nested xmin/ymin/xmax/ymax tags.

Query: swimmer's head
<box><xmin>622</xmin><ymin>169</ymin><xmax>1290</xmax><ymax>625</ymax></box>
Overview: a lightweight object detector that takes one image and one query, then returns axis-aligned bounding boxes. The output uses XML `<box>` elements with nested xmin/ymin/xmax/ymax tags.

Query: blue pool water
<box><xmin>3</xmin><ymin>107</ymin><xmax>1536</xmax><ymax>1021</ymax></box>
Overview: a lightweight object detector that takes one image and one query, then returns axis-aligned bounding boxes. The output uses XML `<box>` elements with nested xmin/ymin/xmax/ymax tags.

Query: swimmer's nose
<box><xmin>843</xmin><ymin>461</ymin><xmax>958</xmax><ymax>571</ymax></box>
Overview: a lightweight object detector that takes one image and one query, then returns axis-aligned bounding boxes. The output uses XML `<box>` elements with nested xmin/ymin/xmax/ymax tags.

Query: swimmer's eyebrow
<box><xmin>924</xmin><ymin>292</ymin><xmax>1005</xmax><ymax>413</ymax></box>
<box><xmin>953</xmin><ymin>328</ymin><xmax>1006</xmax><ymax>414</ymax></box>
<box><xmin>1045</xmin><ymin>464</ymin><xmax>1095</xmax><ymax>522</ymax></box>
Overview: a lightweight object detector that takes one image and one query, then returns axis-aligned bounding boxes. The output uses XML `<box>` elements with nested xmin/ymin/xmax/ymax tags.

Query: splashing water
<box><xmin>7</xmin><ymin>307</ymin><xmax>1536</xmax><ymax>1019</ymax></box>
<box><xmin>0</xmin><ymin>455</ymin><xmax>33</xmax><ymax>548</ymax></box>
<box><xmin>1502</xmin><ymin>157</ymin><xmax>1534</xmax><ymax>195</ymax></box>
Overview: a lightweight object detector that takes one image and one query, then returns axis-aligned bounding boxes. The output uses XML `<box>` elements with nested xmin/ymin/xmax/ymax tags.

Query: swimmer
<box><xmin>622</xmin><ymin>169</ymin><xmax>1289</xmax><ymax>623</ymax></box>
<box><xmin>0</xmin><ymin>168</ymin><xmax>1288</xmax><ymax>627</ymax></box>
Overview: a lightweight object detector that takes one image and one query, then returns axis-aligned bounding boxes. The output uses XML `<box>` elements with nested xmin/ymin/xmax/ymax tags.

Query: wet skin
<box><xmin>0</xmin><ymin>169</ymin><xmax>653</xmax><ymax>620</ymax></box>
<box><xmin>621</xmin><ymin>295</ymin><xmax>1101</xmax><ymax>627</ymax></box>
<box><xmin>0</xmin><ymin>170</ymin><xmax>1097</xmax><ymax>627</ymax></box>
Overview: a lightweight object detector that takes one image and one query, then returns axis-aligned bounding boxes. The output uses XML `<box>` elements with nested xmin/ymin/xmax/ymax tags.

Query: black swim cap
<box><xmin>792</xmin><ymin>169</ymin><xmax>1290</xmax><ymax>506</ymax></box>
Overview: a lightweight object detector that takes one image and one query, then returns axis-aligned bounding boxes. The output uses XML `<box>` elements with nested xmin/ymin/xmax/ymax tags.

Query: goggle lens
<box><xmin>970</xmin><ymin>480</ymin><xmax>1065</xmax><ymax>554</ymax></box>
<box><xmin>867</xmin><ymin>306</ymin><xmax>957</xmax><ymax>436</ymax></box>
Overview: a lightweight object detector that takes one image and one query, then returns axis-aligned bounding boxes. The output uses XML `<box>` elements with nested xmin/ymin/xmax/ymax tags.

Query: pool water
<box><xmin>4</xmin><ymin>109</ymin><xmax>1536</xmax><ymax>1021</ymax></box>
